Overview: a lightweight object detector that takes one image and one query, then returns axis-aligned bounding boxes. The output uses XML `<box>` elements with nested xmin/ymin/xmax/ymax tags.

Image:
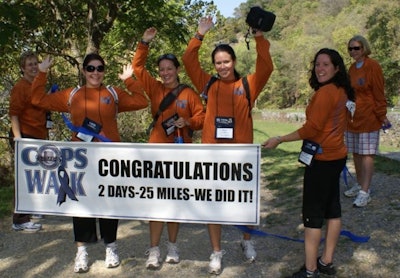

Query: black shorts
<box><xmin>302</xmin><ymin>157</ymin><xmax>346</xmax><ymax>228</ymax></box>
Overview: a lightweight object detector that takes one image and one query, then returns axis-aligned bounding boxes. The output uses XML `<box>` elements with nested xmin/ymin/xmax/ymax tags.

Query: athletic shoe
<box><xmin>317</xmin><ymin>256</ymin><xmax>336</xmax><ymax>275</ymax></box>
<box><xmin>241</xmin><ymin>240</ymin><xmax>256</xmax><ymax>262</ymax></box>
<box><xmin>105</xmin><ymin>244</ymin><xmax>120</xmax><ymax>268</ymax></box>
<box><xmin>145</xmin><ymin>246</ymin><xmax>161</xmax><ymax>269</ymax></box>
<box><xmin>31</xmin><ymin>214</ymin><xmax>43</xmax><ymax>219</ymax></box>
<box><xmin>74</xmin><ymin>250</ymin><xmax>89</xmax><ymax>273</ymax></box>
<box><xmin>343</xmin><ymin>184</ymin><xmax>361</xmax><ymax>197</ymax></box>
<box><xmin>286</xmin><ymin>268</ymin><xmax>320</xmax><ymax>278</ymax></box>
<box><xmin>353</xmin><ymin>191</ymin><xmax>371</xmax><ymax>207</ymax></box>
<box><xmin>12</xmin><ymin>221</ymin><xmax>42</xmax><ymax>232</ymax></box>
<box><xmin>165</xmin><ymin>242</ymin><xmax>180</xmax><ymax>263</ymax></box>
<box><xmin>208</xmin><ymin>250</ymin><xmax>225</xmax><ymax>275</ymax></box>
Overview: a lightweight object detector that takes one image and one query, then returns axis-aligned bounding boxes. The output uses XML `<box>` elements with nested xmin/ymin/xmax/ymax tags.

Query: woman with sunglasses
<box><xmin>182</xmin><ymin>16</ymin><xmax>273</xmax><ymax>275</ymax></box>
<box><xmin>132</xmin><ymin>27</ymin><xmax>205</xmax><ymax>270</ymax></box>
<box><xmin>31</xmin><ymin>53</ymin><xmax>148</xmax><ymax>273</ymax></box>
<box><xmin>343</xmin><ymin>35</ymin><xmax>390</xmax><ymax>207</ymax></box>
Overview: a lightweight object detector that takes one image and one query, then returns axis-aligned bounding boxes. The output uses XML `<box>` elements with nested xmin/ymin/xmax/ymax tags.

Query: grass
<box><xmin>0</xmin><ymin>119</ymin><xmax>399</xmax><ymax>219</ymax></box>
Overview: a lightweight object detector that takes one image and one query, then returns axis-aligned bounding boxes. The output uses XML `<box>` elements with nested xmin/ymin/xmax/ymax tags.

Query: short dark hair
<box><xmin>83</xmin><ymin>53</ymin><xmax>105</xmax><ymax>68</ymax></box>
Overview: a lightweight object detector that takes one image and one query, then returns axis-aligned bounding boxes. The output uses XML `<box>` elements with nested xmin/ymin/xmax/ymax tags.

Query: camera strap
<box><xmin>146</xmin><ymin>84</ymin><xmax>189</xmax><ymax>135</ymax></box>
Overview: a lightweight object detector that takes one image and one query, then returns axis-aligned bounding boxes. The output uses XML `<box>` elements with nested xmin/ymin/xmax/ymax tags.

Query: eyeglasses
<box><xmin>85</xmin><ymin>65</ymin><xmax>105</xmax><ymax>72</ymax></box>
<box><xmin>348</xmin><ymin>46</ymin><xmax>362</xmax><ymax>51</ymax></box>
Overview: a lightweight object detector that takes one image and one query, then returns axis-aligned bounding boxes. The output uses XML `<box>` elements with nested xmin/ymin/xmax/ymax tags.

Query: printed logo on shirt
<box><xmin>101</xmin><ymin>96</ymin><xmax>113</xmax><ymax>105</ymax></box>
<box><xmin>176</xmin><ymin>99</ymin><xmax>188</xmax><ymax>109</ymax></box>
<box><xmin>234</xmin><ymin>87</ymin><xmax>245</xmax><ymax>96</ymax></box>
<box><xmin>357</xmin><ymin>78</ymin><xmax>365</xmax><ymax>86</ymax></box>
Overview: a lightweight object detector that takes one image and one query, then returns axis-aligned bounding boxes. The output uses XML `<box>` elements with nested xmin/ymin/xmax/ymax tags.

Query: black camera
<box><xmin>246</xmin><ymin>6</ymin><xmax>276</xmax><ymax>32</ymax></box>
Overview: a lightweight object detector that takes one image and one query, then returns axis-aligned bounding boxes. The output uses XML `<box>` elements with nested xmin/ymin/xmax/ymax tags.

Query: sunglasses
<box><xmin>85</xmin><ymin>65</ymin><xmax>105</xmax><ymax>72</ymax></box>
<box><xmin>158</xmin><ymin>54</ymin><xmax>177</xmax><ymax>61</ymax></box>
<box><xmin>348</xmin><ymin>46</ymin><xmax>362</xmax><ymax>51</ymax></box>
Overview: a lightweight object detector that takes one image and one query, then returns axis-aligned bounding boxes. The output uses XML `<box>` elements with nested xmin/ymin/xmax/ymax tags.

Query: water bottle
<box><xmin>50</xmin><ymin>84</ymin><xmax>59</xmax><ymax>93</ymax></box>
<box><xmin>174</xmin><ymin>128</ymin><xmax>184</xmax><ymax>144</ymax></box>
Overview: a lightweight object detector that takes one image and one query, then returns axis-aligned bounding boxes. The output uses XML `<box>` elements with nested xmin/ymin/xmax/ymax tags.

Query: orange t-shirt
<box><xmin>31</xmin><ymin>72</ymin><xmax>148</xmax><ymax>142</ymax></box>
<box><xmin>347</xmin><ymin>57</ymin><xmax>387</xmax><ymax>132</ymax></box>
<box><xmin>133</xmin><ymin>42</ymin><xmax>205</xmax><ymax>143</ymax></box>
<box><xmin>182</xmin><ymin>36</ymin><xmax>273</xmax><ymax>143</ymax></box>
<box><xmin>297</xmin><ymin>83</ymin><xmax>348</xmax><ymax>161</ymax></box>
<box><xmin>9</xmin><ymin>77</ymin><xmax>48</xmax><ymax>139</ymax></box>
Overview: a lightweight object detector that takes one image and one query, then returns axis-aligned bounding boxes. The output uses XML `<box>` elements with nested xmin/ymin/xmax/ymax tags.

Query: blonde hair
<box><xmin>348</xmin><ymin>35</ymin><xmax>371</xmax><ymax>56</ymax></box>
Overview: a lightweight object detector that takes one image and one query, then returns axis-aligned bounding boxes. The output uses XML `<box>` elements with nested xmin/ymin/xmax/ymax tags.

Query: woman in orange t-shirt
<box><xmin>133</xmin><ymin>27</ymin><xmax>205</xmax><ymax>270</ymax></box>
<box><xmin>343</xmin><ymin>35</ymin><xmax>390</xmax><ymax>208</ymax></box>
<box><xmin>263</xmin><ymin>48</ymin><xmax>355</xmax><ymax>278</ymax></box>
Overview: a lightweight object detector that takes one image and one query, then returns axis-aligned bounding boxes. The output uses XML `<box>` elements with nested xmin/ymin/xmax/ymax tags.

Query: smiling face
<box><xmin>213</xmin><ymin>51</ymin><xmax>236</xmax><ymax>81</ymax></box>
<box><xmin>314</xmin><ymin>53</ymin><xmax>338</xmax><ymax>84</ymax></box>
<box><xmin>158</xmin><ymin>59</ymin><xmax>179</xmax><ymax>88</ymax></box>
<box><xmin>21</xmin><ymin>56</ymin><xmax>39</xmax><ymax>82</ymax></box>
<box><xmin>82</xmin><ymin>59</ymin><xmax>105</xmax><ymax>88</ymax></box>
<box><xmin>348</xmin><ymin>40</ymin><xmax>364</xmax><ymax>62</ymax></box>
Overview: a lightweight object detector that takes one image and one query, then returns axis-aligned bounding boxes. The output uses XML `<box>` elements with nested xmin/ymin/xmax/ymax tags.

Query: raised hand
<box><xmin>38</xmin><ymin>56</ymin><xmax>53</xmax><ymax>72</ymax></box>
<box><xmin>118</xmin><ymin>64</ymin><xmax>133</xmax><ymax>81</ymax></box>
<box><xmin>142</xmin><ymin>27</ymin><xmax>157</xmax><ymax>43</ymax></box>
<box><xmin>198</xmin><ymin>16</ymin><xmax>214</xmax><ymax>35</ymax></box>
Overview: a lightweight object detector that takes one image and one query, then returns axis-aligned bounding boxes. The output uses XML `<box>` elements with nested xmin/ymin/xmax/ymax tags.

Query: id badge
<box><xmin>162</xmin><ymin>113</ymin><xmax>179</xmax><ymax>136</ymax></box>
<box><xmin>77</xmin><ymin>117</ymin><xmax>102</xmax><ymax>142</ymax></box>
<box><xmin>215</xmin><ymin>116</ymin><xmax>234</xmax><ymax>139</ymax></box>
<box><xmin>298</xmin><ymin>140</ymin><xmax>320</xmax><ymax>167</ymax></box>
<box><xmin>46</xmin><ymin>112</ymin><xmax>53</xmax><ymax>129</ymax></box>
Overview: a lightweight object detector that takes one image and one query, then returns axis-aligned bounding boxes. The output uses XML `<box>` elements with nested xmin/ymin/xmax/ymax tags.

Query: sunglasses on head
<box><xmin>348</xmin><ymin>46</ymin><xmax>362</xmax><ymax>51</ymax></box>
<box><xmin>158</xmin><ymin>53</ymin><xmax>177</xmax><ymax>61</ymax></box>
<box><xmin>85</xmin><ymin>65</ymin><xmax>105</xmax><ymax>72</ymax></box>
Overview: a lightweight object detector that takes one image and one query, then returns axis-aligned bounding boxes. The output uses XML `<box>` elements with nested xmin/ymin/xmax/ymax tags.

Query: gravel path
<box><xmin>0</xmin><ymin>161</ymin><xmax>399</xmax><ymax>278</ymax></box>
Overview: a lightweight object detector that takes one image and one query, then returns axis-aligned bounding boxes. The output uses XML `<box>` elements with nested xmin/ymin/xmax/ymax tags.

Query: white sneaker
<box><xmin>31</xmin><ymin>214</ymin><xmax>43</xmax><ymax>219</ymax></box>
<box><xmin>353</xmin><ymin>191</ymin><xmax>371</xmax><ymax>207</ymax></box>
<box><xmin>208</xmin><ymin>250</ymin><xmax>225</xmax><ymax>275</ymax></box>
<box><xmin>74</xmin><ymin>250</ymin><xmax>89</xmax><ymax>273</ymax></box>
<box><xmin>105</xmin><ymin>244</ymin><xmax>120</xmax><ymax>268</ymax></box>
<box><xmin>12</xmin><ymin>221</ymin><xmax>42</xmax><ymax>232</ymax></box>
<box><xmin>344</xmin><ymin>184</ymin><xmax>361</xmax><ymax>197</ymax></box>
<box><xmin>165</xmin><ymin>241</ymin><xmax>180</xmax><ymax>263</ymax></box>
<box><xmin>241</xmin><ymin>240</ymin><xmax>256</xmax><ymax>262</ymax></box>
<box><xmin>145</xmin><ymin>246</ymin><xmax>161</xmax><ymax>269</ymax></box>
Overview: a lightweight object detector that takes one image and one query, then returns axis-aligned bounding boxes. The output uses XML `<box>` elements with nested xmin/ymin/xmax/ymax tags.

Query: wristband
<box><xmin>275</xmin><ymin>136</ymin><xmax>282</xmax><ymax>144</ymax></box>
<box><xmin>140</xmin><ymin>39</ymin><xmax>150</xmax><ymax>46</ymax></box>
<box><xmin>194</xmin><ymin>32</ymin><xmax>204</xmax><ymax>41</ymax></box>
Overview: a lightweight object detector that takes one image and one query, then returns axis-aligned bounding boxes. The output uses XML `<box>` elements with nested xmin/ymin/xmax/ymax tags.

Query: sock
<box><xmin>306</xmin><ymin>269</ymin><xmax>316</xmax><ymax>275</ymax></box>
<box><xmin>106</xmin><ymin>242</ymin><xmax>116</xmax><ymax>249</ymax></box>
<box><xmin>318</xmin><ymin>257</ymin><xmax>327</xmax><ymax>266</ymax></box>
<box><xmin>77</xmin><ymin>245</ymin><xmax>86</xmax><ymax>253</ymax></box>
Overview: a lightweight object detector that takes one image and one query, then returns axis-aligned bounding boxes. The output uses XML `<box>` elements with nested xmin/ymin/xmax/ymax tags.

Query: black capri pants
<box><xmin>302</xmin><ymin>157</ymin><xmax>346</xmax><ymax>228</ymax></box>
<box><xmin>73</xmin><ymin>217</ymin><xmax>119</xmax><ymax>244</ymax></box>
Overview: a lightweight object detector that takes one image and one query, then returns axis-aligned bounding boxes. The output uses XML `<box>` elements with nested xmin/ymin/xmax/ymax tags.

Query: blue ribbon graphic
<box><xmin>234</xmin><ymin>225</ymin><xmax>370</xmax><ymax>243</ymax></box>
<box><xmin>57</xmin><ymin>165</ymin><xmax>78</xmax><ymax>206</ymax></box>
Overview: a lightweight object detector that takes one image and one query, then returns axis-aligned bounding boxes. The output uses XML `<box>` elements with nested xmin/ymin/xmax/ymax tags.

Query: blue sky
<box><xmin>212</xmin><ymin>0</ymin><xmax>244</xmax><ymax>17</ymax></box>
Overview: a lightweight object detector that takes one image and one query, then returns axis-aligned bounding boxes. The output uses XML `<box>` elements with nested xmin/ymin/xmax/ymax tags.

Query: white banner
<box><xmin>15</xmin><ymin>139</ymin><xmax>261</xmax><ymax>225</ymax></box>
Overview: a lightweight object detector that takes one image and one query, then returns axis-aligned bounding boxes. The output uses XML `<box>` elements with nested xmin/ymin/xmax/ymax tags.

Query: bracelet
<box><xmin>140</xmin><ymin>39</ymin><xmax>150</xmax><ymax>46</ymax></box>
<box><xmin>194</xmin><ymin>32</ymin><xmax>204</xmax><ymax>41</ymax></box>
<box><xmin>275</xmin><ymin>136</ymin><xmax>282</xmax><ymax>144</ymax></box>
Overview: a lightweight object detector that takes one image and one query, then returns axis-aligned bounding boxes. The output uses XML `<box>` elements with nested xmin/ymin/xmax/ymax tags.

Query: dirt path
<box><xmin>0</xmin><ymin>163</ymin><xmax>399</xmax><ymax>278</ymax></box>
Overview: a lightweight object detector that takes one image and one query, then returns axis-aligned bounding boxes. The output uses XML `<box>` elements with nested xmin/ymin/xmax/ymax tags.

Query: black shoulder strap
<box><xmin>146</xmin><ymin>84</ymin><xmax>189</xmax><ymax>134</ymax></box>
<box><xmin>200</xmin><ymin>75</ymin><xmax>219</xmax><ymax>102</ymax></box>
<box><xmin>201</xmin><ymin>75</ymin><xmax>252</xmax><ymax>117</ymax></box>
<box><xmin>242</xmin><ymin>76</ymin><xmax>251</xmax><ymax>117</ymax></box>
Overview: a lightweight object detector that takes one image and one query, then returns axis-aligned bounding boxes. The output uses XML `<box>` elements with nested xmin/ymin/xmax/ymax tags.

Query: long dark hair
<box><xmin>309</xmin><ymin>48</ymin><xmax>355</xmax><ymax>101</ymax></box>
<box><xmin>211</xmin><ymin>44</ymin><xmax>241</xmax><ymax>81</ymax></box>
